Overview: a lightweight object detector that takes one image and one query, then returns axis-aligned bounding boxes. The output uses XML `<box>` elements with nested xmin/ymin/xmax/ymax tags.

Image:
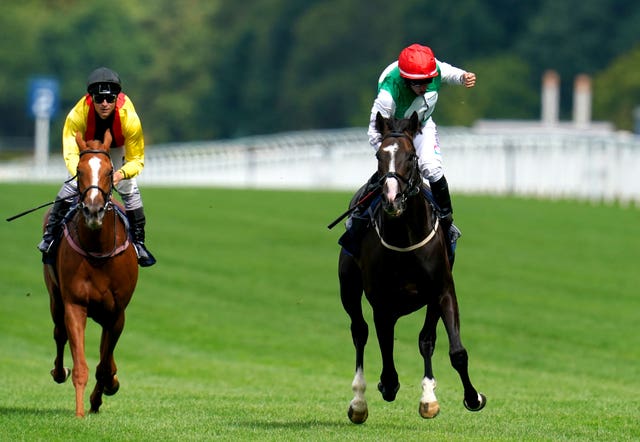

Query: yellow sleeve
<box><xmin>61</xmin><ymin>97</ymin><xmax>88</xmax><ymax>176</ymax></box>
<box><xmin>118</xmin><ymin>97</ymin><xmax>145</xmax><ymax>179</ymax></box>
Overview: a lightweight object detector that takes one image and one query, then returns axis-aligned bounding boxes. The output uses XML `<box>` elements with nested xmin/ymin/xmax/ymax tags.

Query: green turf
<box><xmin>1</xmin><ymin>184</ymin><xmax>638</xmax><ymax>441</ymax></box>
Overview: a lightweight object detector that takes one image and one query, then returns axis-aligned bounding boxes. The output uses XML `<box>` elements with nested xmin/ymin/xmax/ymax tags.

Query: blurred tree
<box><xmin>592</xmin><ymin>45</ymin><xmax>640</xmax><ymax>131</ymax></box>
<box><xmin>0</xmin><ymin>0</ymin><xmax>639</xmax><ymax>144</ymax></box>
<box><xmin>437</xmin><ymin>55</ymin><xmax>538</xmax><ymax>125</ymax></box>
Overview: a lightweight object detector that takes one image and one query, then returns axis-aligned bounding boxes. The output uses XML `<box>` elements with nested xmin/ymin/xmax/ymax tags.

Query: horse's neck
<box><xmin>73</xmin><ymin>208</ymin><xmax>126</xmax><ymax>252</ymax></box>
<box><xmin>380</xmin><ymin>194</ymin><xmax>433</xmax><ymax>240</ymax></box>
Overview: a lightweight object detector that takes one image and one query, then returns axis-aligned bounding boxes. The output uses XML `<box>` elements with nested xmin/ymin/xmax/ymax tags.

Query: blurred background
<box><xmin>1</xmin><ymin>0</ymin><xmax>639</xmax><ymax>198</ymax></box>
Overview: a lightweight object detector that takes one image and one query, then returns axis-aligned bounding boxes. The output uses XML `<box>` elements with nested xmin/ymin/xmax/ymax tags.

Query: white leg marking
<box><xmin>351</xmin><ymin>367</ymin><xmax>367</xmax><ymax>405</ymax></box>
<box><xmin>421</xmin><ymin>377</ymin><xmax>438</xmax><ymax>403</ymax></box>
<box><xmin>348</xmin><ymin>367</ymin><xmax>368</xmax><ymax>422</ymax></box>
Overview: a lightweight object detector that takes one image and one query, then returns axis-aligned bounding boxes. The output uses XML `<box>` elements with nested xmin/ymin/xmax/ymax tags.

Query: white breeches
<box><xmin>414</xmin><ymin>118</ymin><xmax>444</xmax><ymax>183</ymax></box>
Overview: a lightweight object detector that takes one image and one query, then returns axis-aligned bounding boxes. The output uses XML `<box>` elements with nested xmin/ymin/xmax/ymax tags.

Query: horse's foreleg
<box><xmin>418</xmin><ymin>305</ymin><xmax>440</xmax><ymax>418</ymax></box>
<box><xmin>90</xmin><ymin>312</ymin><xmax>125</xmax><ymax>414</ymax></box>
<box><xmin>64</xmin><ymin>303</ymin><xmax>89</xmax><ymax>417</ymax></box>
<box><xmin>373</xmin><ymin>311</ymin><xmax>400</xmax><ymax>402</ymax></box>
<box><xmin>49</xmin><ymin>293</ymin><xmax>70</xmax><ymax>384</ymax></box>
<box><xmin>347</xmin><ymin>316</ymin><xmax>369</xmax><ymax>424</ymax></box>
<box><xmin>440</xmin><ymin>290</ymin><xmax>486</xmax><ymax>412</ymax></box>
<box><xmin>339</xmin><ymin>252</ymin><xmax>369</xmax><ymax>424</ymax></box>
<box><xmin>349</xmin><ymin>367</ymin><xmax>368</xmax><ymax>424</ymax></box>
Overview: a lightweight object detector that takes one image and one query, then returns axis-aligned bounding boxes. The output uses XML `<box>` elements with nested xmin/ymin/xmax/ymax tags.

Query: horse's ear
<box><xmin>75</xmin><ymin>132</ymin><xmax>86</xmax><ymax>151</ymax></box>
<box><xmin>375</xmin><ymin>112</ymin><xmax>387</xmax><ymax>134</ymax></box>
<box><xmin>103</xmin><ymin>129</ymin><xmax>112</xmax><ymax>149</ymax></box>
<box><xmin>408</xmin><ymin>112</ymin><xmax>420</xmax><ymax>135</ymax></box>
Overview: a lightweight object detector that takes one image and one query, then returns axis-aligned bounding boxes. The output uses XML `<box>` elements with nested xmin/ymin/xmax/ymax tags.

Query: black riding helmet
<box><xmin>87</xmin><ymin>67</ymin><xmax>122</xmax><ymax>95</ymax></box>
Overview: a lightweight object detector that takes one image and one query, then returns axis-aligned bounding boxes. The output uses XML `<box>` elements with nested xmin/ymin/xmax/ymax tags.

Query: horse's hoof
<box><xmin>377</xmin><ymin>381</ymin><xmax>400</xmax><ymax>402</ymax></box>
<box><xmin>103</xmin><ymin>375</ymin><xmax>120</xmax><ymax>396</ymax></box>
<box><xmin>419</xmin><ymin>401</ymin><xmax>440</xmax><ymax>419</ymax></box>
<box><xmin>51</xmin><ymin>367</ymin><xmax>71</xmax><ymax>384</ymax></box>
<box><xmin>348</xmin><ymin>404</ymin><xmax>368</xmax><ymax>424</ymax></box>
<box><xmin>463</xmin><ymin>393</ymin><xmax>487</xmax><ymax>412</ymax></box>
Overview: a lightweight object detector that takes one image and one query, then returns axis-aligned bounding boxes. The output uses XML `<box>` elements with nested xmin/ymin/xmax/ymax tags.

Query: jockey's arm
<box><xmin>117</xmin><ymin>107</ymin><xmax>145</xmax><ymax>180</ymax></box>
<box><xmin>61</xmin><ymin>98</ymin><xmax>88</xmax><ymax>176</ymax></box>
<box><xmin>367</xmin><ymin>90</ymin><xmax>395</xmax><ymax>150</ymax></box>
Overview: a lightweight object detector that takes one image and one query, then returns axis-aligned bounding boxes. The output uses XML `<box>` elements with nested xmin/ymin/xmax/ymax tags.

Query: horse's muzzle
<box><xmin>81</xmin><ymin>203</ymin><xmax>107</xmax><ymax>230</ymax></box>
<box><xmin>382</xmin><ymin>177</ymin><xmax>406</xmax><ymax>216</ymax></box>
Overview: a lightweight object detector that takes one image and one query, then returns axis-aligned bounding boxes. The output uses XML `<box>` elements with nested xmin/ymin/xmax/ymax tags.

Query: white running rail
<box><xmin>1</xmin><ymin>127</ymin><xmax>639</xmax><ymax>203</ymax></box>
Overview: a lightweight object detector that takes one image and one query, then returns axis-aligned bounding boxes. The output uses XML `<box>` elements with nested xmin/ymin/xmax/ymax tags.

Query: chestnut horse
<box><xmin>338</xmin><ymin>112</ymin><xmax>486</xmax><ymax>423</ymax></box>
<box><xmin>44</xmin><ymin>130</ymin><xmax>138</xmax><ymax>417</ymax></box>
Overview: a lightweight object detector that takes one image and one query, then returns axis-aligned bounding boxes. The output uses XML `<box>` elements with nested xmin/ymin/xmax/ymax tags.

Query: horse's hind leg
<box><xmin>339</xmin><ymin>252</ymin><xmax>369</xmax><ymax>424</ymax></box>
<box><xmin>440</xmin><ymin>288</ymin><xmax>487</xmax><ymax>412</ymax></box>
<box><xmin>90</xmin><ymin>313</ymin><xmax>125</xmax><ymax>414</ymax></box>
<box><xmin>418</xmin><ymin>305</ymin><xmax>441</xmax><ymax>418</ymax></box>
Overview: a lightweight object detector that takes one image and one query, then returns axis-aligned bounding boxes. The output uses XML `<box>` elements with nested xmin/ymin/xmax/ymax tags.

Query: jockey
<box><xmin>343</xmin><ymin>44</ymin><xmax>476</xmax><ymax>263</ymax></box>
<box><xmin>38</xmin><ymin>67</ymin><xmax>156</xmax><ymax>267</ymax></box>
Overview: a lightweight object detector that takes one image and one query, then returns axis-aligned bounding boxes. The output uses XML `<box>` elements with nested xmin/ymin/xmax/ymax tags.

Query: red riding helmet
<box><xmin>398</xmin><ymin>44</ymin><xmax>438</xmax><ymax>80</ymax></box>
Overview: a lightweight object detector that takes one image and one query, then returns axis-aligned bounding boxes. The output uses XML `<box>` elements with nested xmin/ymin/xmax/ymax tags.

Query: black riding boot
<box><xmin>126</xmin><ymin>208</ymin><xmax>157</xmax><ymax>267</ymax></box>
<box><xmin>430</xmin><ymin>176</ymin><xmax>462</xmax><ymax>267</ymax></box>
<box><xmin>38</xmin><ymin>199</ymin><xmax>72</xmax><ymax>258</ymax></box>
<box><xmin>338</xmin><ymin>172</ymin><xmax>380</xmax><ymax>257</ymax></box>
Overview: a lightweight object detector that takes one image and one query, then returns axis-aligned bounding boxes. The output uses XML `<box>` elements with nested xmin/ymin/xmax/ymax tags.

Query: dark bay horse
<box><xmin>338</xmin><ymin>112</ymin><xmax>486</xmax><ymax>423</ymax></box>
<box><xmin>44</xmin><ymin>130</ymin><xmax>139</xmax><ymax>417</ymax></box>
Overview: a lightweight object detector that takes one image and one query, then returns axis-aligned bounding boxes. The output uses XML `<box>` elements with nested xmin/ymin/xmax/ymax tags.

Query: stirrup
<box><xmin>133</xmin><ymin>242</ymin><xmax>156</xmax><ymax>267</ymax></box>
<box><xmin>448</xmin><ymin>223</ymin><xmax>462</xmax><ymax>244</ymax></box>
<box><xmin>38</xmin><ymin>238</ymin><xmax>54</xmax><ymax>253</ymax></box>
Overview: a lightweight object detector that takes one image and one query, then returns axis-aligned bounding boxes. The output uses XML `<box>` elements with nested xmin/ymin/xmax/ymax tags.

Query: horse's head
<box><xmin>75</xmin><ymin>130</ymin><xmax>114</xmax><ymax>230</ymax></box>
<box><xmin>375</xmin><ymin>112</ymin><xmax>422</xmax><ymax>216</ymax></box>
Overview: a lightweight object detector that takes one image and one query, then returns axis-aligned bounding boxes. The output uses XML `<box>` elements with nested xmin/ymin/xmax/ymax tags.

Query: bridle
<box><xmin>67</xmin><ymin>148</ymin><xmax>128</xmax><ymax>259</ymax></box>
<box><xmin>377</xmin><ymin>131</ymin><xmax>422</xmax><ymax>200</ymax></box>
<box><xmin>77</xmin><ymin>149</ymin><xmax>114</xmax><ymax>212</ymax></box>
<box><xmin>372</xmin><ymin>130</ymin><xmax>440</xmax><ymax>252</ymax></box>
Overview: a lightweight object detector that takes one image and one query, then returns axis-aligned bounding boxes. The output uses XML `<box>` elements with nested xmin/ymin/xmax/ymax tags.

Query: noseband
<box><xmin>378</xmin><ymin>132</ymin><xmax>422</xmax><ymax>198</ymax></box>
<box><xmin>77</xmin><ymin>149</ymin><xmax>114</xmax><ymax>209</ymax></box>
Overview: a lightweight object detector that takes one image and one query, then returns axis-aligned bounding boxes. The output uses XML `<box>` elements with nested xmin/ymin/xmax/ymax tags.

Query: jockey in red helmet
<box><xmin>342</xmin><ymin>44</ymin><xmax>476</xmax><ymax>265</ymax></box>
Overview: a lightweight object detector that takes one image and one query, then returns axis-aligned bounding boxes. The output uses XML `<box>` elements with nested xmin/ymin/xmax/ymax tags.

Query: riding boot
<box><xmin>430</xmin><ymin>176</ymin><xmax>462</xmax><ymax>267</ymax></box>
<box><xmin>38</xmin><ymin>199</ymin><xmax>72</xmax><ymax>257</ymax></box>
<box><xmin>126</xmin><ymin>208</ymin><xmax>157</xmax><ymax>267</ymax></box>
<box><xmin>338</xmin><ymin>172</ymin><xmax>380</xmax><ymax>257</ymax></box>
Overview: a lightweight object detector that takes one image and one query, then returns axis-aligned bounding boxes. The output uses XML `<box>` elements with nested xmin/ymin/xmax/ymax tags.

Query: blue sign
<box><xmin>29</xmin><ymin>77</ymin><xmax>59</xmax><ymax>119</ymax></box>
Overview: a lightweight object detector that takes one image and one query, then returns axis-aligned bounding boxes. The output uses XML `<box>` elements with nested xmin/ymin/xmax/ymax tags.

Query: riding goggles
<box><xmin>92</xmin><ymin>93</ymin><xmax>117</xmax><ymax>104</ymax></box>
<box><xmin>405</xmin><ymin>78</ymin><xmax>434</xmax><ymax>87</ymax></box>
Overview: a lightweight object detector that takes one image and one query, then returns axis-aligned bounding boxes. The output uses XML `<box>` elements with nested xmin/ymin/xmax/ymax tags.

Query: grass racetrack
<box><xmin>1</xmin><ymin>183</ymin><xmax>638</xmax><ymax>441</ymax></box>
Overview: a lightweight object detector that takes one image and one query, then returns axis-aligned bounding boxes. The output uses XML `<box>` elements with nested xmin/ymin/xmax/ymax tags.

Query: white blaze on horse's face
<box><xmin>383</xmin><ymin>143</ymin><xmax>400</xmax><ymax>202</ymax></box>
<box><xmin>87</xmin><ymin>156</ymin><xmax>103</xmax><ymax>203</ymax></box>
<box><xmin>81</xmin><ymin>155</ymin><xmax>108</xmax><ymax>229</ymax></box>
